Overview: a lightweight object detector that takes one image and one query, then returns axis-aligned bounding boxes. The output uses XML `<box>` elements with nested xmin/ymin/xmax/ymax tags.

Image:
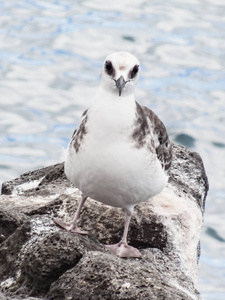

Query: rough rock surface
<box><xmin>0</xmin><ymin>143</ymin><xmax>208</xmax><ymax>300</ymax></box>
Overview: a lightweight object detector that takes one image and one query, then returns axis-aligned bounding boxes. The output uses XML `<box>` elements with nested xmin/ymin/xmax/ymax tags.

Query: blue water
<box><xmin>0</xmin><ymin>1</ymin><xmax>225</xmax><ymax>298</ymax></box>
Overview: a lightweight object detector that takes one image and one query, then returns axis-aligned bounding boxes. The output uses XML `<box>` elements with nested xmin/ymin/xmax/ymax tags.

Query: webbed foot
<box><xmin>53</xmin><ymin>218</ymin><xmax>88</xmax><ymax>235</ymax></box>
<box><xmin>105</xmin><ymin>242</ymin><xmax>141</xmax><ymax>258</ymax></box>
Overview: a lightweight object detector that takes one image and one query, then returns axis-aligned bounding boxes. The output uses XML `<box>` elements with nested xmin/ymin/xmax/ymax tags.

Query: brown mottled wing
<box><xmin>71</xmin><ymin>109</ymin><xmax>88</xmax><ymax>153</ymax></box>
<box><xmin>142</xmin><ymin>104</ymin><xmax>172</xmax><ymax>172</ymax></box>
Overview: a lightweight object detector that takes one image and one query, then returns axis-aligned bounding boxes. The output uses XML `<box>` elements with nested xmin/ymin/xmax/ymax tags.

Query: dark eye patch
<box><xmin>130</xmin><ymin>64</ymin><xmax>139</xmax><ymax>79</ymax></box>
<box><xmin>105</xmin><ymin>60</ymin><xmax>115</xmax><ymax>76</ymax></box>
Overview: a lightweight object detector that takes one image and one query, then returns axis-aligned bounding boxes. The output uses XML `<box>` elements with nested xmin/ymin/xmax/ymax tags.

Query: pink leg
<box><xmin>105</xmin><ymin>209</ymin><xmax>141</xmax><ymax>258</ymax></box>
<box><xmin>53</xmin><ymin>194</ymin><xmax>88</xmax><ymax>235</ymax></box>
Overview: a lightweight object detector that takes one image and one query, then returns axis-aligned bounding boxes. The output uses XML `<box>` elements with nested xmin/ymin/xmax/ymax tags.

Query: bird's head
<box><xmin>101</xmin><ymin>52</ymin><xmax>140</xmax><ymax>97</ymax></box>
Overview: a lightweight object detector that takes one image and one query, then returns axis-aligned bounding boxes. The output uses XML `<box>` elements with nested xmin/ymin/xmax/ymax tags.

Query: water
<box><xmin>0</xmin><ymin>0</ymin><xmax>225</xmax><ymax>298</ymax></box>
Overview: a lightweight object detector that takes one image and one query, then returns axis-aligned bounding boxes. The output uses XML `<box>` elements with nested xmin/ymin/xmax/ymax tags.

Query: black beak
<box><xmin>115</xmin><ymin>75</ymin><xmax>126</xmax><ymax>96</ymax></box>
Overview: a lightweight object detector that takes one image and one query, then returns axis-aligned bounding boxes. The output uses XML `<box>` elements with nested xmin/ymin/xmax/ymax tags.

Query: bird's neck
<box><xmin>90</xmin><ymin>85</ymin><xmax>136</xmax><ymax>111</ymax></box>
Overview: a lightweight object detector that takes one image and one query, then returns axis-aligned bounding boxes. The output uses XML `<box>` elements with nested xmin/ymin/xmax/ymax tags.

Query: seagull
<box><xmin>54</xmin><ymin>51</ymin><xmax>172</xmax><ymax>258</ymax></box>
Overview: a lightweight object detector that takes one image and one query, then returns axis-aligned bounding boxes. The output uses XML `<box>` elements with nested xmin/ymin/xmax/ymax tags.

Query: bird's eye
<box><xmin>105</xmin><ymin>60</ymin><xmax>114</xmax><ymax>76</ymax></box>
<box><xmin>130</xmin><ymin>65</ymin><xmax>139</xmax><ymax>79</ymax></box>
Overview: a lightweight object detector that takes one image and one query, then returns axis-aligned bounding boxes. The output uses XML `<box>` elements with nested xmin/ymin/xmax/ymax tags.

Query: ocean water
<box><xmin>0</xmin><ymin>0</ymin><xmax>224</xmax><ymax>298</ymax></box>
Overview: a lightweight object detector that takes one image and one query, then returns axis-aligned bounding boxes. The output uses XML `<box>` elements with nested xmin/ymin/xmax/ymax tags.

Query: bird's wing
<box><xmin>71</xmin><ymin>109</ymin><xmax>88</xmax><ymax>153</ymax></box>
<box><xmin>135</xmin><ymin>102</ymin><xmax>172</xmax><ymax>172</ymax></box>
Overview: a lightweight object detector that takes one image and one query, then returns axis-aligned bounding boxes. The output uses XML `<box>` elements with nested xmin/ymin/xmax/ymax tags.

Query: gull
<box><xmin>54</xmin><ymin>51</ymin><xmax>172</xmax><ymax>258</ymax></box>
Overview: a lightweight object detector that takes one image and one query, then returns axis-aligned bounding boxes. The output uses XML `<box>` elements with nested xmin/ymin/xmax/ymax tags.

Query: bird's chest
<box><xmin>87</xmin><ymin>99</ymin><xmax>136</xmax><ymax>141</ymax></box>
<box><xmin>81</xmin><ymin>103</ymin><xmax>138</xmax><ymax>164</ymax></box>
<box><xmin>74</xmin><ymin>100</ymin><xmax>147</xmax><ymax>174</ymax></box>
<box><xmin>74</xmin><ymin>106</ymin><xmax>154</xmax><ymax>182</ymax></box>
<box><xmin>71</xmin><ymin>98</ymin><xmax>154</xmax><ymax>177</ymax></box>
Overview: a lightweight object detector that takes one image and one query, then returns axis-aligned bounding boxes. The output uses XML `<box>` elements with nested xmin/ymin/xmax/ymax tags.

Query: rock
<box><xmin>0</xmin><ymin>143</ymin><xmax>208</xmax><ymax>300</ymax></box>
<box><xmin>48</xmin><ymin>250</ymin><xmax>200</xmax><ymax>300</ymax></box>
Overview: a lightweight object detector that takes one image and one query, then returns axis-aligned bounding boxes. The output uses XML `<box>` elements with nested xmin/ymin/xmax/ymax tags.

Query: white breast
<box><xmin>65</xmin><ymin>87</ymin><xmax>168</xmax><ymax>210</ymax></box>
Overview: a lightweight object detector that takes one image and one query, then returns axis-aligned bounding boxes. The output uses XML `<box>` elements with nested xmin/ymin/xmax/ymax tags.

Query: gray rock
<box><xmin>0</xmin><ymin>143</ymin><xmax>208</xmax><ymax>300</ymax></box>
<box><xmin>49</xmin><ymin>250</ymin><xmax>200</xmax><ymax>300</ymax></box>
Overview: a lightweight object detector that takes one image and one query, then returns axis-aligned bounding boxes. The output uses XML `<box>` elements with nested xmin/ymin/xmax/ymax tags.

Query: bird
<box><xmin>53</xmin><ymin>51</ymin><xmax>172</xmax><ymax>258</ymax></box>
